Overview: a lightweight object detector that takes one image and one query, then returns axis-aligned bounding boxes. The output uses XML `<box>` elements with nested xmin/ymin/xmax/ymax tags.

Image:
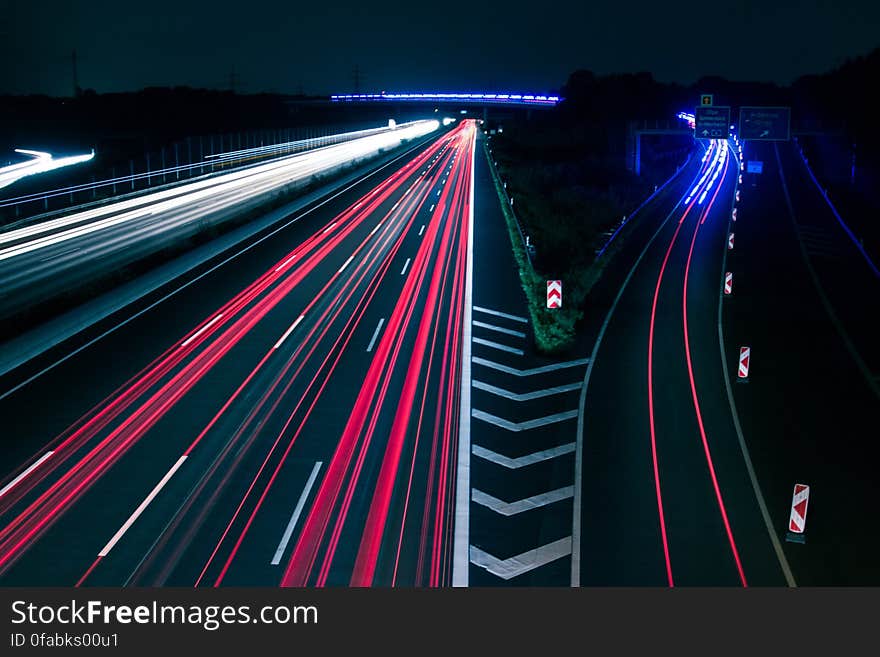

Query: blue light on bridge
<box><xmin>330</xmin><ymin>92</ymin><xmax>561</xmax><ymax>106</ymax></box>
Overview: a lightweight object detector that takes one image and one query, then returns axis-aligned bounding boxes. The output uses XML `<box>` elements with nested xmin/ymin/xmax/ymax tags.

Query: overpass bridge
<box><xmin>320</xmin><ymin>92</ymin><xmax>562</xmax><ymax>123</ymax></box>
<box><xmin>330</xmin><ymin>92</ymin><xmax>561</xmax><ymax>106</ymax></box>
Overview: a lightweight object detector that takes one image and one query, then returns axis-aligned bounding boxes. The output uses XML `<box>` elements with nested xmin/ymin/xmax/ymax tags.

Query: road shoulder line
<box><xmin>571</xmin><ymin>148</ymin><xmax>705</xmax><ymax>586</ymax></box>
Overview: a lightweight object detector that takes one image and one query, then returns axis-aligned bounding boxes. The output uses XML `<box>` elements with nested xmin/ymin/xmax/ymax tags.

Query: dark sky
<box><xmin>2</xmin><ymin>0</ymin><xmax>878</xmax><ymax>96</ymax></box>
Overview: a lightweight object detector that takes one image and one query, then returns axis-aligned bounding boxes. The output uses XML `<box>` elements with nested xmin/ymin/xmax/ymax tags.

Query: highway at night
<box><xmin>0</xmin><ymin>120</ymin><xmax>475</xmax><ymax>586</ymax></box>
<box><xmin>3</xmin><ymin>4</ymin><xmax>878</xmax><ymax>652</ymax></box>
<box><xmin>577</xmin><ymin>134</ymin><xmax>879</xmax><ymax>586</ymax></box>
<box><xmin>1</xmin><ymin>112</ymin><xmax>877</xmax><ymax>588</ymax></box>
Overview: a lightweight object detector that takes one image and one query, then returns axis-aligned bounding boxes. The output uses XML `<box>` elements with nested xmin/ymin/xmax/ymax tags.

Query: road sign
<box><xmin>746</xmin><ymin>160</ymin><xmax>764</xmax><ymax>174</ymax></box>
<box><xmin>728</xmin><ymin>232</ymin><xmax>735</xmax><ymax>250</ymax></box>
<box><xmin>737</xmin><ymin>346</ymin><xmax>750</xmax><ymax>381</ymax></box>
<box><xmin>786</xmin><ymin>483</ymin><xmax>810</xmax><ymax>543</ymax></box>
<box><xmin>694</xmin><ymin>106</ymin><xmax>730</xmax><ymax>140</ymax></box>
<box><xmin>700</xmin><ymin>94</ymin><xmax>714</xmax><ymax>106</ymax></box>
<box><xmin>724</xmin><ymin>272</ymin><xmax>733</xmax><ymax>296</ymax></box>
<box><xmin>547</xmin><ymin>280</ymin><xmax>562</xmax><ymax>308</ymax></box>
<box><xmin>739</xmin><ymin>106</ymin><xmax>791</xmax><ymax>141</ymax></box>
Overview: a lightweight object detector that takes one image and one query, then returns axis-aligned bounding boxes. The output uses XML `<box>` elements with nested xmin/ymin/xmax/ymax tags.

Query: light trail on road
<box><xmin>0</xmin><ymin>121</ymin><xmax>476</xmax><ymax>589</ymax></box>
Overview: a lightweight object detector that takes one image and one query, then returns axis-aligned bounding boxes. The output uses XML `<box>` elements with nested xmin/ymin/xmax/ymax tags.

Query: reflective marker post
<box><xmin>547</xmin><ymin>280</ymin><xmax>562</xmax><ymax>309</ymax></box>
<box><xmin>786</xmin><ymin>483</ymin><xmax>810</xmax><ymax>544</ymax></box>
<box><xmin>737</xmin><ymin>346</ymin><xmax>750</xmax><ymax>382</ymax></box>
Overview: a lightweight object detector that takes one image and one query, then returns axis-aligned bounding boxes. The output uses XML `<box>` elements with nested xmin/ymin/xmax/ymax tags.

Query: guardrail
<box><xmin>793</xmin><ymin>137</ymin><xmax>880</xmax><ymax>278</ymax></box>
<box><xmin>483</xmin><ymin>138</ymin><xmax>535</xmax><ymax>268</ymax></box>
<box><xmin>0</xmin><ymin>124</ymin><xmax>400</xmax><ymax>226</ymax></box>
<box><xmin>595</xmin><ymin>151</ymin><xmax>694</xmax><ymax>258</ymax></box>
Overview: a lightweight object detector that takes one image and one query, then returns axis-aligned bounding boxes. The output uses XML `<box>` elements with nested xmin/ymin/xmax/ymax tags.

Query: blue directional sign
<box><xmin>739</xmin><ymin>106</ymin><xmax>791</xmax><ymax>141</ymax></box>
<box><xmin>694</xmin><ymin>106</ymin><xmax>731</xmax><ymax>140</ymax></box>
<box><xmin>746</xmin><ymin>160</ymin><xmax>764</xmax><ymax>174</ymax></box>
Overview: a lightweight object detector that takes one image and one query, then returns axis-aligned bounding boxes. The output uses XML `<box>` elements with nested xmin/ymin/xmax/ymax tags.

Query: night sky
<box><xmin>2</xmin><ymin>0</ymin><xmax>878</xmax><ymax>97</ymax></box>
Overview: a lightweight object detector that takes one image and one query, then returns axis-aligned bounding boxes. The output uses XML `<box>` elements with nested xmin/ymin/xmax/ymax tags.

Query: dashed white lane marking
<box><xmin>366</xmin><ymin>318</ymin><xmax>385</xmax><ymax>352</ymax></box>
<box><xmin>0</xmin><ymin>451</ymin><xmax>54</xmax><ymax>499</ymax></box>
<box><xmin>472</xmin><ymin>443</ymin><xmax>575</xmax><ymax>469</ymax></box>
<box><xmin>472</xmin><ymin>380</ymin><xmax>581</xmax><ymax>401</ymax></box>
<box><xmin>418</xmin><ymin>225</ymin><xmax>425</xmax><ymax>236</ymax></box>
<box><xmin>271</xmin><ymin>461</ymin><xmax>323</xmax><ymax>565</ymax></box>
<box><xmin>337</xmin><ymin>255</ymin><xmax>354</xmax><ymax>274</ymax></box>
<box><xmin>273</xmin><ymin>315</ymin><xmax>305</xmax><ymax>349</ymax></box>
<box><xmin>470</xmin><ymin>537</ymin><xmax>572</xmax><ymax>580</ymax></box>
<box><xmin>471</xmin><ymin>409</ymin><xmax>579</xmax><ymax>431</ymax></box>
<box><xmin>369</xmin><ymin>221</ymin><xmax>383</xmax><ymax>236</ymax></box>
<box><xmin>275</xmin><ymin>254</ymin><xmax>297</xmax><ymax>272</ymax></box>
<box><xmin>400</xmin><ymin>258</ymin><xmax>411</xmax><ymax>276</ymax></box>
<box><xmin>473</xmin><ymin>337</ymin><xmax>524</xmax><ymax>356</ymax></box>
<box><xmin>322</xmin><ymin>221</ymin><xmax>337</xmax><ymax>234</ymax></box>
<box><xmin>429</xmin><ymin>204</ymin><xmax>435</xmax><ymax>212</ymax></box>
<box><xmin>472</xmin><ymin>356</ymin><xmax>588</xmax><ymax>376</ymax></box>
<box><xmin>472</xmin><ymin>486</ymin><xmax>574</xmax><ymax>516</ymax></box>
<box><xmin>472</xmin><ymin>320</ymin><xmax>526</xmax><ymax>339</ymax></box>
<box><xmin>181</xmin><ymin>313</ymin><xmax>223</xmax><ymax>347</ymax></box>
<box><xmin>472</xmin><ymin>305</ymin><xmax>528</xmax><ymax>324</ymax></box>
<box><xmin>98</xmin><ymin>455</ymin><xmax>188</xmax><ymax>557</ymax></box>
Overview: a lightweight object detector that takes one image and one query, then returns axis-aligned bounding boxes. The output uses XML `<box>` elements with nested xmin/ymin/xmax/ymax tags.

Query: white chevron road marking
<box><xmin>472</xmin><ymin>443</ymin><xmax>575</xmax><ymax>469</ymax></box>
<box><xmin>470</xmin><ymin>537</ymin><xmax>572</xmax><ymax>580</ymax></box>
<box><xmin>472</xmin><ymin>380</ymin><xmax>581</xmax><ymax>401</ymax></box>
<box><xmin>472</xmin><ymin>356</ymin><xmax>588</xmax><ymax>376</ymax></box>
<box><xmin>472</xmin><ymin>409</ymin><xmax>578</xmax><ymax>431</ymax></box>
<box><xmin>473</xmin><ymin>337</ymin><xmax>524</xmax><ymax>356</ymax></box>
<box><xmin>472</xmin><ymin>486</ymin><xmax>574</xmax><ymax>516</ymax></box>
<box><xmin>472</xmin><ymin>320</ymin><xmax>526</xmax><ymax>339</ymax></box>
<box><xmin>472</xmin><ymin>305</ymin><xmax>528</xmax><ymax>324</ymax></box>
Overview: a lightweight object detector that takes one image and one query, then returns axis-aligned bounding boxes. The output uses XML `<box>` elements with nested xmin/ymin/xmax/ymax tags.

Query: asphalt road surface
<box><xmin>579</xmin><ymin>140</ymin><xmax>789</xmax><ymax>586</ymax></box>
<box><xmin>0</xmin><ymin>120</ymin><xmax>475</xmax><ymax>587</ymax></box>
<box><xmin>0</xmin><ymin>121</ymin><xmax>438</xmax><ymax>324</ymax></box>
<box><xmin>579</xmin><ymin>135</ymin><xmax>879</xmax><ymax>586</ymax></box>
<box><xmin>1</xmin><ymin>124</ymin><xmax>875</xmax><ymax>588</ymax></box>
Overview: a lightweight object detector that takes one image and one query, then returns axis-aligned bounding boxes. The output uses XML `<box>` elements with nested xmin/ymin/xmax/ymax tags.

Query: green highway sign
<box><xmin>694</xmin><ymin>106</ymin><xmax>731</xmax><ymax>139</ymax></box>
<box><xmin>739</xmin><ymin>106</ymin><xmax>791</xmax><ymax>141</ymax></box>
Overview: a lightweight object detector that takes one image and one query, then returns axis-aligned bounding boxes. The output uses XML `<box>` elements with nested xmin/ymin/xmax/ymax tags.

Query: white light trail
<box><xmin>0</xmin><ymin>149</ymin><xmax>94</xmax><ymax>191</ymax></box>
<box><xmin>0</xmin><ymin>121</ymin><xmax>440</xmax><ymax>262</ymax></box>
